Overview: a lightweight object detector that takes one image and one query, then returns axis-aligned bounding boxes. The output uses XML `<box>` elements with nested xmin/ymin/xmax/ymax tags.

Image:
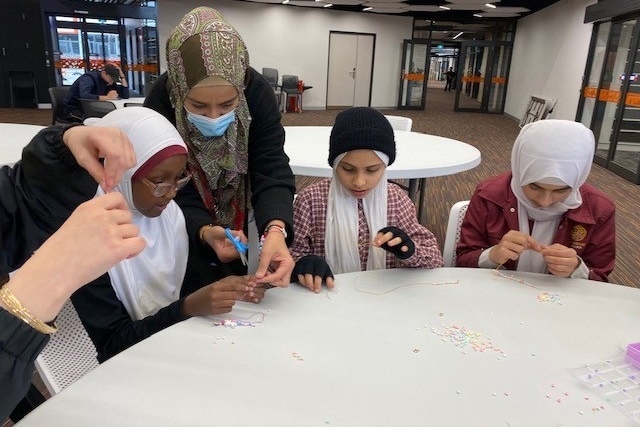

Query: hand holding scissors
<box><xmin>225</xmin><ymin>228</ymin><xmax>249</xmax><ymax>266</ymax></box>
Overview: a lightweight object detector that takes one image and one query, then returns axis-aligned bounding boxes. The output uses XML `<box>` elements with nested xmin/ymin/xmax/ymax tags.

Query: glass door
<box><xmin>455</xmin><ymin>41</ymin><xmax>510</xmax><ymax>113</ymax></box>
<box><xmin>51</xmin><ymin>17</ymin><xmax>122</xmax><ymax>85</ymax></box>
<box><xmin>580</xmin><ymin>19</ymin><xmax>640</xmax><ymax>182</ymax></box>
<box><xmin>86</xmin><ymin>30</ymin><xmax>121</xmax><ymax>71</ymax></box>
<box><xmin>398</xmin><ymin>40</ymin><xmax>429</xmax><ymax>109</ymax></box>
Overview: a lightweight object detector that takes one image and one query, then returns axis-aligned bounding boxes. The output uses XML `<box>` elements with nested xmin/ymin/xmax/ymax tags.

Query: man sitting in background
<box><xmin>63</xmin><ymin>64</ymin><xmax>130</xmax><ymax>121</ymax></box>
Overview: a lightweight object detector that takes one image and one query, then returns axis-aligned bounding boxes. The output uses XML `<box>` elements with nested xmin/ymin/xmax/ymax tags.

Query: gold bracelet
<box><xmin>199</xmin><ymin>224</ymin><xmax>213</xmax><ymax>244</ymax></box>
<box><xmin>0</xmin><ymin>285</ymin><xmax>58</xmax><ymax>334</ymax></box>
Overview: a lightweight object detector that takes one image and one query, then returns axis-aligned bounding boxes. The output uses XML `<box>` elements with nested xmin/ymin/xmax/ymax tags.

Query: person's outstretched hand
<box><xmin>254</xmin><ymin>228</ymin><xmax>294</xmax><ymax>288</ymax></box>
<box><xmin>63</xmin><ymin>125</ymin><xmax>136</xmax><ymax>191</ymax></box>
<box><xmin>7</xmin><ymin>192</ymin><xmax>145</xmax><ymax>322</ymax></box>
<box><xmin>292</xmin><ymin>255</ymin><xmax>334</xmax><ymax>293</ymax></box>
<box><xmin>374</xmin><ymin>226</ymin><xmax>415</xmax><ymax>260</ymax></box>
<box><xmin>489</xmin><ymin>230</ymin><xmax>541</xmax><ymax>265</ymax></box>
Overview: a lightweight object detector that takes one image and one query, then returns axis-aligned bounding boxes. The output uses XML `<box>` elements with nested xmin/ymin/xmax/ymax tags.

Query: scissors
<box><xmin>225</xmin><ymin>228</ymin><xmax>249</xmax><ymax>266</ymax></box>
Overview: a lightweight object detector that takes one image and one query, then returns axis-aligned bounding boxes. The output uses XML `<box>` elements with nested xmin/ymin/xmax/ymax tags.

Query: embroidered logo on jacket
<box><xmin>570</xmin><ymin>225</ymin><xmax>587</xmax><ymax>251</ymax></box>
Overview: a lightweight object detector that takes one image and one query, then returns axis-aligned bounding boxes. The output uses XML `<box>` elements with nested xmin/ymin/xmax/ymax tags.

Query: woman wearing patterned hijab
<box><xmin>144</xmin><ymin>7</ymin><xmax>295</xmax><ymax>287</ymax></box>
<box><xmin>457</xmin><ymin>119</ymin><xmax>616</xmax><ymax>282</ymax></box>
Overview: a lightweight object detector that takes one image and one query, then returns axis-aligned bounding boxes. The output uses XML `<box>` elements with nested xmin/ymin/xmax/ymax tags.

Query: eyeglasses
<box><xmin>139</xmin><ymin>174</ymin><xmax>192</xmax><ymax>197</ymax></box>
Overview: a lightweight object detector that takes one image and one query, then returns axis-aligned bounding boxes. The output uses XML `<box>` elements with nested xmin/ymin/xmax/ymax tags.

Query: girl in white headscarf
<box><xmin>457</xmin><ymin>119</ymin><xmax>616</xmax><ymax>281</ymax></box>
<box><xmin>69</xmin><ymin>107</ymin><xmax>262</xmax><ymax>362</ymax></box>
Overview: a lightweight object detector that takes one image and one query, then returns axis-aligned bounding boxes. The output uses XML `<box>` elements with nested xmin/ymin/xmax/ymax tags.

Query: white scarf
<box><xmin>324</xmin><ymin>151</ymin><xmax>388</xmax><ymax>274</ymax></box>
<box><xmin>88</xmin><ymin>107</ymin><xmax>189</xmax><ymax>320</ymax></box>
<box><xmin>510</xmin><ymin>119</ymin><xmax>595</xmax><ymax>273</ymax></box>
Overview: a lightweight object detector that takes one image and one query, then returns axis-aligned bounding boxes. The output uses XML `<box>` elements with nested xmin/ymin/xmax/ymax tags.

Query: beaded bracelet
<box><xmin>259</xmin><ymin>224</ymin><xmax>288</xmax><ymax>252</ymax></box>
<box><xmin>0</xmin><ymin>285</ymin><xmax>58</xmax><ymax>334</ymax></box>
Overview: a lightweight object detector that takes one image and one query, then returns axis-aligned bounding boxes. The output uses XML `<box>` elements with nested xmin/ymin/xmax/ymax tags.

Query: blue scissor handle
<box><xmin>225</xmin><ymin>228</ymin><xmax>248</xmax><ymax>254</ymax></box>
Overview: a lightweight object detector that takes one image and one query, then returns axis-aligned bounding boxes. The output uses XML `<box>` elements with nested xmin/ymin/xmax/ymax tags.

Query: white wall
<box><xmin>157</xmin><ymin>0</ymin><xmax>413</xmax><ymax>109</ymax></box>
<box><xmin>505</xmin><ymin>0</ymin><xmax>596</xmax><ymax>121</ymax></box>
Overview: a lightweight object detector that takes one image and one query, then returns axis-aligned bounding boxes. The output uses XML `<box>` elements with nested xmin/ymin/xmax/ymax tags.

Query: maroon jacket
<box><xmin>456</xmin><ymin>173</ymin><xmax>616</xmax><ymax>282</ymax></box>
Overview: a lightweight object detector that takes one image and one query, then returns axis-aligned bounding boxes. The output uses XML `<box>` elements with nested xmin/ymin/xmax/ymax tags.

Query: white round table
<box><xmin>18</xmin><ymin>268</ymin><xmax>640</xmax><ymax>427</ymax></box>
<box><xmin>0</xmin><ymin>123</ymin><xmax>45</xmax><ymax>167</ymax></box>
<box><xmin>284</xmin><ymin>126</ymin><xmax>481</xmax><ymax>219</ymax></box>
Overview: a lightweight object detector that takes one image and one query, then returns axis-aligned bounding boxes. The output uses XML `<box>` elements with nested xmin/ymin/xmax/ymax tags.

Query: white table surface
<box><xmin>284</xmin><ymin>126</ymin><xmax>481</xmax><ymax>179</ymax></box>
<box><xmin>17</xmin><ymin>268</ymin><xmax>640</xmax><ymax>426</ymax></box>
<box><xmin>110</xmin><ymin>97</ymin><xmax>146</xmax><ymax>109</ymax></box>
<box><xmin>0</xmin><ymin>123</ymin><xmax>45</xmax><ymax>167</ymax></box>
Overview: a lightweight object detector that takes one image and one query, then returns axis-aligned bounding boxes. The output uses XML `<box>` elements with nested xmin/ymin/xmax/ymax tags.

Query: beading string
<box><xmin>351</xmin><ymin>272</ymin><xmax>458</xmax><ymax>295</ymax></box>
<box><xmin>491</xmin><ymin>263</ymin><xmax>563</xmax><ymax>303</ymax></box>
<box><xmin>491</xmin><ymin>262</ymin><xmax>542</xmax><ymax>290</ymax></box>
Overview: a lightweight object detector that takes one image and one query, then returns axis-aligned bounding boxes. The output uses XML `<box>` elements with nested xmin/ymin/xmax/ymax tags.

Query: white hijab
<box><xmin>510</xmin><ymin>119</ymin><xmax>595</xmax><ymax>273</ymax></box>
<box><xmin>89</xmin><ymin>107</ymin><xmax>189</xmax><ymax>320</ymax></box>
<box><xmin>325</xmin><ymin>150</ymin><xmax>388</xmax><ymax>274</ymax></box>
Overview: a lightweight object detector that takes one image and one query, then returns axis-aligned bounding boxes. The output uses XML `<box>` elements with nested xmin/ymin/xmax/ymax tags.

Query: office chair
<box><xmin>9</xmin><ymin>71</ymin><xmax>38</xmax><ymax>108</ymax></box>
<box><xmin>79</xmin><ymin>99</ymin><xmax>116</xmax><ymax>119</ymax></box>
<box><xmin>262</xmin><ymin>67</ymin><xmax>282</xmax><ymax>109</ymax></box>
<box><xmin>281</xmin><ymin>75</ymin><xmax>302</xmax><ymax>113</ymax></box>
<box><xmin>48</xmin><ymin>86</ymin><xmax>74</xmax><ymax>125</ymax></box>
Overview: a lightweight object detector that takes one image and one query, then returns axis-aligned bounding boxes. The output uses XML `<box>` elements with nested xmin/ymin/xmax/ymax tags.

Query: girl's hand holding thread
<box><xmin>183</xmin><ymin>275</ymin><xmax>254</xmax><ymax>316</ymax></box>
<box><xmin>540</xmin><ymin>243</ymin><xmax>580</xmax><ymax>277</ymax></box>
<box><xmin>489</xmin><ymin>230</ymin><xmax>541</xmax><ymax>265</ymax></box>
<box><xmin>374</xmin><ymin>226</ymin><xmax>415</xmax><ymax>260</ymax></box>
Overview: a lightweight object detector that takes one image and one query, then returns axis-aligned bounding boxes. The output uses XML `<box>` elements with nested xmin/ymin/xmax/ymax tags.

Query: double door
<box><xmin>454</xmin><ymin>41</ymin><xmax>510</xmax><ymax>113</ymax></box>
<box><xmin>578</xmin><ymin>18</ymin><xmax>640</xmax><ymax>183</ymax></box>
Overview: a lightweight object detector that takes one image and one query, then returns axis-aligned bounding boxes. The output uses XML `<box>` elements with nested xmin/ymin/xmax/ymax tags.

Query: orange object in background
<box><xmin>297</xmin><ymin>80</ymin><xmax>304</xmax><ymax>91</ymax></box>
<box><xmin>288</xmin><ymin>96</ymin><xmax>300</xmax><ymax>113</ymax></box>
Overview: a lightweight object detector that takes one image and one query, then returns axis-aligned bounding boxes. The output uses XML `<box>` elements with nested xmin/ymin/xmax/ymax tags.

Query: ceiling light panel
<box><xmin>407</xmin><ymin>5</ymin><xmax>443</xmax><ymax>11</ymax></box>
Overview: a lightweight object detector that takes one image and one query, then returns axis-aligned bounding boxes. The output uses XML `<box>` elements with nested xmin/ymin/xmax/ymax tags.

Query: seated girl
<box><xmin>456</xmin><ymin>119</ymin><xmax>615</xmax><ymax>282</ymax></box>
<box><xmin>290</xmin><ymin>107</ymin><xmax>443</xmax><ymax>293</ymax></box>
<box><xmin>26</xmin><ymin>107</ymin><xmax>265</xmax><ymax>362</ymax></box>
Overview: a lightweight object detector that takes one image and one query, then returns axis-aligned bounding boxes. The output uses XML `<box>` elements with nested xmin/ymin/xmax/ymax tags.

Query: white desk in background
<box><xmin>109</xmin><ymin>97</ymin><xmax>146</xmax><ymax>109</ymax></box>
<box><xmin>0</xmin><ymin>123</ymin><xmax>45</xmax><ymax>167</ymax></box>
<box><xmin>17</xmin><ymin>268</ymin><xmax>640</xmax><ymax>427</ymax></box>
<box><xmin>284</xmin><ymin>126</ymin><xmax>481</xmax><ymax>221</ymax></box>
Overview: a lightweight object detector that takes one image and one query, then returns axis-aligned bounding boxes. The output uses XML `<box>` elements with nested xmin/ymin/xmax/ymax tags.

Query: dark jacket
<box><xmin>456</xmin><ymin>172</ymin><xmax>616</xmax><ymax>282</ymax></box>
<box><xmin>0</xmin><ymin>125</ymin><xmax>88</xmax><ymax>419</ymax></box>
<box><xmin>0</xmin><ymin>126</ymin><xmax>92</xmax><ymax>277</ymax></box>
<box><xmin>144</xmin><ymin>67</ymin><xmax>296</xmax><ymax>258</ymax></box>
<box><xmin>0</xmin><ymin>311</ymin><xmax>49</xmax><ymax>420</ymax></box>
<box><xmin>63</xmin><ymin>71</ymin><xmax>130</xmax><ymax>116</ymax></box>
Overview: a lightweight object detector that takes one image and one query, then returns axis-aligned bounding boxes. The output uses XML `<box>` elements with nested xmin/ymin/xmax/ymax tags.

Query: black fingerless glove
<box><xmin>377</xmin><ymin>226</ymin><xmax>415</xmax><ymax>260</ymax></box>
<box><xmin>292</xmin><ymin>255</ymin><xmax>334</xmax><ymax>282</ymax></box>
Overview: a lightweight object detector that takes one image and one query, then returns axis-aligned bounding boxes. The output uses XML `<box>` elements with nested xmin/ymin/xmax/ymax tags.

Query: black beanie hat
<box><xmin>328</xmin><ymin>107</ymin><xmax>396</xmax><ymax>166</ymax></box>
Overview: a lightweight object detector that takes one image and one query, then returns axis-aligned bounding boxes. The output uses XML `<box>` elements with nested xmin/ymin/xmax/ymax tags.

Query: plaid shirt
<box><xmin>291</xmin><ymin>179</ymin><xmax>443</xmax><ymax>270</ymax></box>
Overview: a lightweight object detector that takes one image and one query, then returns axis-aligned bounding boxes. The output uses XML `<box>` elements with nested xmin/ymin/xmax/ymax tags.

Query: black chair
<box><xmin>9</xmin><ymin>71</ymin><xmax>38</xmax><ymax>108</ymax></box>
<box><xmin>79</xmin><ymin>99</ymin><xmax>116</xmax><ymax>119</ymax></box>
<box><xmin>262</xmin><ymin>67</ymin><xmax>282</xmax><ymax>109</ymax></box>
<box><xmin>281</xmin><ymin>74</ymin><xmax>302</xmax><ymax>113</ymax></box>
<box><xmin>48</xmin><ymin>86</ymin><xmax>75</xmax><ymax>125</ymax></box>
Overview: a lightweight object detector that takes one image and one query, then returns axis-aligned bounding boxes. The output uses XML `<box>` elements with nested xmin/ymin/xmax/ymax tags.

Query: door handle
<box><xmin>348</xmin><ymin>67</ymin><xmax>356</xmax><ymax>78</ymax></box>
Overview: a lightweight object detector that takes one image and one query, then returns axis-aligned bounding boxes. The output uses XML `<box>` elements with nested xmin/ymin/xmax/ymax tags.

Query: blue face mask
<box><xmin>186</xmin><ymin>109</ymin><xmax>236</xmax><ymax>137</ymax></box>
